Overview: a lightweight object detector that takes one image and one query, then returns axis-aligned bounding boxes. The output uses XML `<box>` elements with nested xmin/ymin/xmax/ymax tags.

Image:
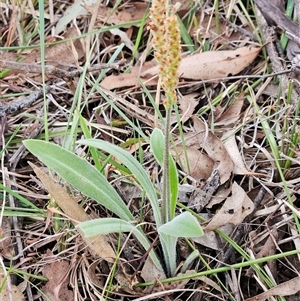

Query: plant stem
<box><xmin>162</xmin><ymin>105</ymin><xmax>172</xmax><ymax>224</ymax></box>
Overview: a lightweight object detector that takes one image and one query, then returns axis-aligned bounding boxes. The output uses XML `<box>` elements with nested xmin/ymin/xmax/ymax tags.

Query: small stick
<box><xmin>0</xmin><ymin>86</ymin><xmax>50</xmax><ymax>117</ymax></box>
<box><xmin>0</xmin><ymin>59</ymin><xmax>126</xmax><ymax>78</ymax></box>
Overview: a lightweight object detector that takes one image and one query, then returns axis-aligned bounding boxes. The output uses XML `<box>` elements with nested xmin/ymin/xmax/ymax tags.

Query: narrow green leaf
<box><xmin>23</xmin><ymin>140</ymin><xmax>134</xmax><ymax>221</ymax></box>
<box><xmin>78</xmin><ymin>113</ymin><xmax>102</xmax><ymax>171</ymax></box>
<box><xmin>169</xmin><ymin>155</ymin><xmax>178</xmax><ymax>219</ymax></box>
<box><xmin>150</xmin><ymin>128</ymin><xmax>164</xmax><ymax>164</ymax></box>
<box><xmin>77</xmin><ymin>218</ymin><xmax>164</xmax><ymax>271</ymax></box>
<box><xmin>159</xmin><ymin>233</ymin><xmax>178</xmax><ymax>277</ymax></box>
<box><xmin>77</xmin><ymin>218</ymin><xmax>135</xmax><ymax>236</ymax></box>
<box><xmin>150</xmin><ymin>129</ymin><xmax>178</xmax><ymax>219</ymax></box>
<box><xmin>158</xmin><ymin>212</ymin><xmax>204</xmax><ymax>237</ymax></box>
<box><xmin>77</xmin><ymin>139</ymin><xmax>162</xmax><ymax>226</ymax></box>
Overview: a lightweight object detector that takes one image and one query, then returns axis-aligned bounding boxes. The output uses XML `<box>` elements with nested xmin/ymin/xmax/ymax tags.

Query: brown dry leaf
<box><xmin>222</xmin><ymin>130</ymin><xmax>267</xmax><ymax>176</ymax></box>
<box><xmin>141</xmin><ymin>257</ymin><xmax>166</xmax><ymax>283</ymax></box>
<box><xmin>178</xmin><ymin>93</ymin><xmax>199</xmax><ymax>123</ymax></box>
<box><xmin>101</xmin><ymin>46</ymin><xmax>261</xmax><ymax>90</ymax></box>
<box><xmin>100</xmin><ymin>60</ymin><xmax>158</xmax><ymax>90</ymax></box>
<box><xmin>192</xmin><ymin>116</ymin><xmax>233</xmax><ymax>184</ymax></box>
<box><xmin>142</xmin><ymin>46</ymin><xmax>261</xmax><ymax>80</ymax></box>
<box><xmin>0</xmin><ymin>217</ymin><xmax>14</xmax><ymax>259</ymax></box>
<box><xmin>143</xmin><ymin>270</ymin><xmax>196</xmax><ymax>294</ymax></box>
<box><xmin>97</xmin><ymin>0</ymin><xmax>190</xmax><ymax>25</ymax></box>
<box><xmin>97</xmin><ymin>2</ymin><xmax>148</xmax><ymax>25</ymax></box>
<box><xmin>193</xmin><ymin>220</ymin><xmax>234</xmax><ymax>250</ymax></box>
<box><xmin>222</xmin><ymin>130</ymin><xmax>250</xmax><ymax>175</ymax></box>
<box><xmin>42</xmin><ymin>257</ymin><xmax>73</xmax><ymax>301</ymax></box>
<box><xmin>245</xmin><ymin>226</ymin><xmax>278</xmax><ymax>278</ymax></box>
<box><xmin>0</xmin><ymin>272</ymin><xmax>25</xmax><ymax>301</ymax></box>
<box><xmin>171</xmin><ymin>145</ymin><xmax>214</xmax><ymax>181</ymax></box>
<box><xmin>244</xmin><ymin>277</ymin><xmax>300</xmax><ymax>301</ymax></box>
<box><xmin>29</xmin><ymin>162</ymin><xmax>116</xmax><ymax>262</ymax></box>
<box><xmin>205</xmin><ymin>182</ymin><xmax>254</xmax><ymax>231</ymax></box>
<box><xmin>206</xmin><ymin>182</ymin><xmax>232</xmax><ymax>208</ymax></box>
<box><xmin>22</xmin><ymin>27</ymin><xmax>84</xmax><ymax>69</ymax></box>
<box><xmin>214</xmin><ymin>93</ymin><xmax>244</xmax><ymax>126</ymax></box>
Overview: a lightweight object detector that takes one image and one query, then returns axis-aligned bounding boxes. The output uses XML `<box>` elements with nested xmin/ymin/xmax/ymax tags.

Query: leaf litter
<box><xmin>1</xmin><ymin>0</ymin><xmax>300</xmax><ymax>300</ymax></box>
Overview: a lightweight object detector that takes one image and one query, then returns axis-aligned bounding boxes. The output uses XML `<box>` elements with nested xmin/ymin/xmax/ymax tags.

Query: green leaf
<box><xmin>158</xmin><ymin>212</ymin><xmax>204</xmax><ymax>238</ymax></box>
<box><xmin>77</xmin><ymin>139</ymin><xmax>162</xmax><ymax>226</ymax></box>
<box><xmin>169</xmin><ymin>155</ymin><xmax>178</xmax><ymax>219</ymax></box>
<box><xmin>150</xmin><ymin>128</ymin><xmax>164</xmax><ymax>164</ymax></box>
<box><xmin>77</xmin><ymin>218</ymin><xmax>164</xmax><ymax>271</ymax></box>
<box><xmin>77</xmin><ymin>218</ymin><xmax>136</xmax><ymax>236</ymax></box>
<box><xmin>159</xmin><ymin>232</ymin><xmax>178</xmax><ymax>277</ymax></box>
<box><xmin>23</xmin><ymin>140</ymin><xmax>134</xmax><ymax>221</ymax></box>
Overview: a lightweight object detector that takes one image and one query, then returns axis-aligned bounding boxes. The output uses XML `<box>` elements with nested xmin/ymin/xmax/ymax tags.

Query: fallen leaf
<box><xmin>29</xmin><ymin>162</ymin><xmax>116</xmax><ymax>262</ymax></box>
<box><xmin>245</xmin><ymin>226</ymin><xmax>278</xmax><ymax>277</ymax></box>
<box><xmin>205</xmin><ymin>182</ymin><xmax>254</xmax><ymax>231</ymax></box>
<box><xmin>178</xmin><ymin>93</ymin><xmax>199</xmax><ymax>123</ymax></box>
<box><xmin>192</xmin><ymin>116</ymin><xmax>233</xmax><ymax>184</ymax></box>
<box><xmin>42</xmin><ymin>256</ymin><xmax>74</xmax><ymax>301</ymax></box>
<box><xmin>214</xmin><ymin>93</ymin><xmax>244</xmax><ymax>126</ymax></box>
<box><xmin>97</xmin><ymin>2</ymin><xmax>148</xmax><ymax>26</ymax></box>
<box><xmin>143</xmin><ymin>270</ymin><xmax>196</xmax><ymax>294</ymax></box>
<box><xmin>0</xmin><ymin>217</ymin><xmax>14</xmax><ymax>259</ymax></box>
<box><xmin>142</xmin><ymin>46</ymin><xmax>262</xmax><ymax>80</ymax></box>
<box><xmin>0</xmin><ymin>271</ymin><xmax>25</xmax><ymax>301</ymax></box>
<box><xmin>171</xmin><ymin>145</ymin><xmax>214</xmax><ymax>181</ymax></box>
<box><xmin>193</xmin><ymin>216</ymin><xmax>234</xmax><ymax>250</ymax></box>
<box><xmin>24</xmin><ymin>27</ymin><xmax>85</xmax><ymax>67</ymax></box>
<box><xmin>222</xmin><ymin>130</ymin><xmax>268</xmax><ymax>177</ymax></box>
<box><xmin>100</xmin><ymin>60</ymin><xmax>158</xmax><ymax>90</ymax></box>
<box><xmin>55</xmin><ymin>0</ymin><xmax>97</xmax><ymax>34</ymax></box>
<box><xmin>244</xmin><ymin>277</ymin><xmax>300</xmax><ymax>301</ymax></box>
<box><xmin>101</xmin><ymin>46</ymin><xmax>261</xmax><ymax>90</ymax></box>
<box><xmin>110</xmin><ymin>28</ymin><xmax>134</xmax><ymax>51</ymax></box>
<box><xmin>97</xmin><ymin>0</ymin><xmax>190</xmax><ymax>27</ymax></box>
<box><xmin>222</xmin><ymin>130</ymin><xmax>250</xmax><ymax>175</ymax></box>
<box><xmin>206</xmin><ymin>182</ymin><xmax>232</xmax><ymax>208</ymax></box>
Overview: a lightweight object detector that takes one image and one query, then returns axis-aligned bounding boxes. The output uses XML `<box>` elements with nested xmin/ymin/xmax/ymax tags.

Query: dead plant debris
<box><xmin>1</xmin><ymin>0</ymin><xmax>300</xmax><ymax>300</ymax></box>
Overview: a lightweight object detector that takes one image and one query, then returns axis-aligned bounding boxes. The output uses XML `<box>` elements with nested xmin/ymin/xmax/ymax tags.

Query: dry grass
<box><xmin>0</xmin><ymin>0</ymin><xmax>300</xmax><ymax>300</ymax></box>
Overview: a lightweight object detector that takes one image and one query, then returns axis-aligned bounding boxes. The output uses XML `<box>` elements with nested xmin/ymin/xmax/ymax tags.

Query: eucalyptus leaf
<box><xmin>158</xmin><ymin>211</ymin><xmax>204</xmax><ymax>237</ymax></box>
<box><xmin>23</xmin><ymin>140</ymin><xmax>133</xmax><ymax>221</ymax></box>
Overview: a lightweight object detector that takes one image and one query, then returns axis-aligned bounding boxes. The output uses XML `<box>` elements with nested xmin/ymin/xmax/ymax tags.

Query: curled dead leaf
<box><xmin>192</xmin><ymin>116</ymin><xmax>233</xmax><ymax>184</ymax></box>
<box><xmin>214</xmin><ymin>93</ymin><xmax>244</xmax><ymax>126</ymax></box>
<box><xmin>42</xmin><ymin>257</ymin><xmax>74</xmax><ymax>301</ymax></box>
<box><xmin>222</xmin><ymin>130</ymin><xmax>250</xmax><ymax>175</ymax></box>
<box><xmin>171</xmin><ymin>145</ymin><xmax>214</xmax><ymax>181</ymax></box>
<box><xmin>205</xmin><ymin>182</ymin><xmax>254</xmax><ymax>231</ymax></box>
<box><xmin>178</xmin><ymin>93</ymin><xmax>199</xmax><ymax>123</ymax></box>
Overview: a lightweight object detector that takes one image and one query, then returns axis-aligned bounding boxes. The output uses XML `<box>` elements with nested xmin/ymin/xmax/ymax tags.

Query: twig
<box><xmin>0</xmin><ymin>59</ymin><xmax>126</xmax><ymax>78</ymax></box>
<box><xmin>0</xmin><ymin>86</ymin><xmax>50</xmax><ymax>117</ymax></box>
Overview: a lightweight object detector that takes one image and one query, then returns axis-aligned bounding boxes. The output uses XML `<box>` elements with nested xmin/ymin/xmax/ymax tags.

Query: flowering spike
<box><xmin>149</xmin><ymin>0</ymin><xmax>181</xmax><ymax>107</ymax></box>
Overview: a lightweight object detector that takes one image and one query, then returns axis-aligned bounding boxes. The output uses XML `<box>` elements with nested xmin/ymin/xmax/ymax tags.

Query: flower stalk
<box><xmin>149</xmin><ymin>0</ymin><xmax>181</xmax><ymax>224</ymax></box>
